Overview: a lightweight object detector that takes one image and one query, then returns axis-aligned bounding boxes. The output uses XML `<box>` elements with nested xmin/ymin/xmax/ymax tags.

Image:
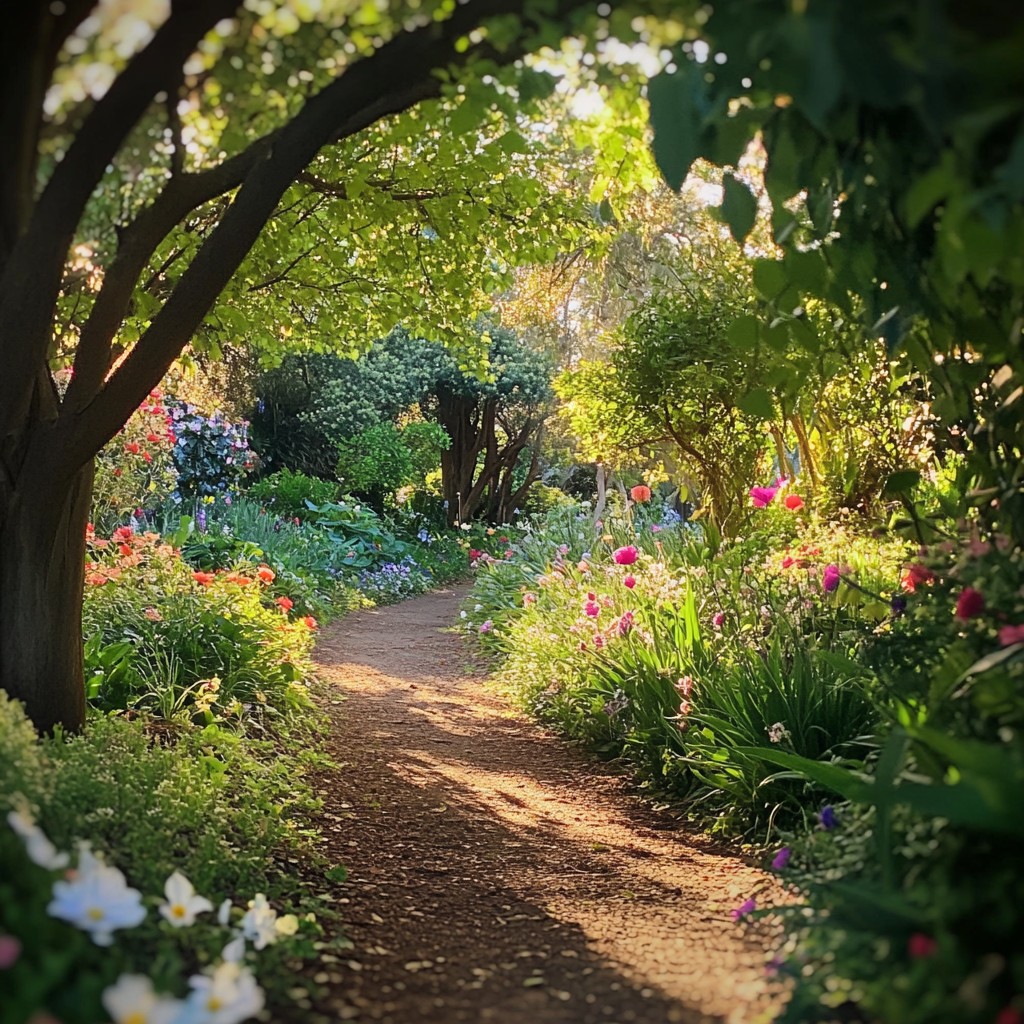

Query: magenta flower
<box><xmin>731</xmin><ymin>898</ymin><xmax>756</xmax><ymax>921</ymax></box>
<box><xmin>0</xmin><ymin>934</ymin><xmax>21</xmax><ymax>969</ymax></box>
<box><xmin>613</xmin><ymin>546</ymin><xmax>638</xmax><ymax>565</ymax></box>
<box><xmin>617</xmin><ymin>611</ymin><xmax>635</xmax><ymax>636</ymax></box>
<box><xmin>998</xmin><ymin>623</ymin><xmax>1024</xmax><ymax>647</ymax></box>
<box><xmin>623</xmin><ymin>574</ymin><xmax>636</xmax><ymax>589</ymax></box>
<box><xmin>771</xmin><ymin>847</ymin><xmax>791</xmax><ymax>870</ymax></box>
<box><xmin>749</xmin><ymin>486</ymin><xmax>778</xmax><ymax>508</ymax></box>
<box><xmin>584</xmin><ymin>601</ymin><xmax>600</xmax><ymax>618</ymax></box>
<box><xmin>479</xmin><ymin>620</ymin><xmax>493</xmax><ymax>633</ymax></box>
<box><xmin>955</xmin><ymin>587</ymin><xmax>985</xmax><ymax>620</ymax></box>
<box><xmin>822</xmin><ymin>564</ymin><xmax>841</xmax><ymax>593</ymax></box>
<box><xmin>907</xmin><ymin>933</ymin><xmax>938</xmax><ymax>959</ymax></box>
<box><xmin>712</xmin><ymin>611</ymin><xmax>725</xmax><ymax>627</ymax></box>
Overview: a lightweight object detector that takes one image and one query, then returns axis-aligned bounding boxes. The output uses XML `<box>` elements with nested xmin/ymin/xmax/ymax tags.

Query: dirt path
<box><xmin>307</xmin><ymin>586</ymin><xmax>784</xmax><ymax>1024</ymax></box>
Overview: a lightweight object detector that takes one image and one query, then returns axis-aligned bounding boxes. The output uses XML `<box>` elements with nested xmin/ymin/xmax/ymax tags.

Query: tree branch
<box><xmin>64</xmin><ymin>133</ymin><xmax>277</xmax><ymax>413</ymax></box>
<box><xmin>0</xmin><ymin>0</ymin><xmax>238</xmax><ymax>440</ymax></box>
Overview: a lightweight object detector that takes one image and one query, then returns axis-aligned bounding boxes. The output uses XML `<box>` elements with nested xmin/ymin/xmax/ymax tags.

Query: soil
<box><xmin>304</xmin><ymin>585</ymin><xmax>786</xmax><ymax>1024</ymax></box>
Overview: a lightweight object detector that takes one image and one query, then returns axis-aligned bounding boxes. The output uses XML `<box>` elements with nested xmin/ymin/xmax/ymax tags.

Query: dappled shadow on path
<box><xmin>303</xmin><ymin>587</ymin><xmax>786</xmax><ymax>1024</ymax></box>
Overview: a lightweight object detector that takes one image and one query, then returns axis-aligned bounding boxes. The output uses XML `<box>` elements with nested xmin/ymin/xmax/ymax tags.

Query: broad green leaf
<box><xmin>718</xmin><ymin>172</ymin><xmax>758</xmax><ymax>244</ymax></box>
<box><xmin>647</xmin><ymin>69</ymin><xmax>703</xmax><ymax>191</ymax></box>
<box><xmin>738</xmin><ymin>387</ymin><xmax>775</xmax><ymax>420</ymax></box>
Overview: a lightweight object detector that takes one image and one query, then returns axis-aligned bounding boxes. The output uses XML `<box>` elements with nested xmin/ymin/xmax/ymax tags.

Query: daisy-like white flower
<box><xmin>102</xmin><ymin>974</ymin><xmax>183</xmax><ymax>1024</ymax></box>
<box><xmin>217</xmin><ymin>898</ymin><xmax>233</xmax><ymax>927</ymax></box>
<box><xmin>222</xmin><ymin>934</ymin><xmax>247</xmax><ymax>963</ymax></box>
<box><xmin>184</xmin><ymin>961</ymin><xmax>265</xmax><ymax>1024</ymax></box>
<box><xmin>159</xmin><ymin>871</ymin><xmax>213</xmax><ymax>928</ymax></box>
<box><xmin>239</xmin><ymin>894</ymin><xmax>278</xmax><ymax>950</ymax></box>
<box><xmin>7</xmin><ymin>809</ymin><xmax>70</xmax><ymax>871</ymax></box>
<box><xmin>47</xmin><ymin>843</ymin><xmax>146</xmax><ymax>945</ymax></box>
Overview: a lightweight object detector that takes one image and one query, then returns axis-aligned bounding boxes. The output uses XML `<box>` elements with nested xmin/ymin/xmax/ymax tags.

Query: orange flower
<box><xmin>630</xmin><ymin>485</ymin><xmax>652</xmax><ymax>503</ymax></box>
<box><xmin>85</xmin><ymin>523</ymin><xmax>95</xmax><ymax>540</ymax></box>
<box><xmin>192</xmin><ymin>571</ymin><xmax>215</xmax><ymax>586</ymax></box>
<box><xmin>85</xmin><ymin>572</ymin><xmax>108</xmax><ymax>586</ymax></box>
<box><xmin>118</xmin><ymin>543</ymin><xmax>132</xmax><ymax>556</ymax></box>
<box><xmin>900</xmin><ymin>563</ymin><xmax>935</xmax><ymax>594</ymax></box>
<box><xmin>257</xmin><ymin>565</ymin><xmax>275</xmax><ymax>584</ymax></box>
<box><xmin>302</xmin><ymin>616</ymin><xmax>318</xmax><ymax>629</ymax></box>
<box><xmin>275</xmin><ymin>595</ymin><xmax>294</xmax><ymax>612</ymax></box>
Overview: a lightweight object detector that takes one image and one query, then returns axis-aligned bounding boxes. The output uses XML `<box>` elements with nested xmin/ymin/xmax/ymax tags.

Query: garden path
<box><xmin>307</xmin><ymin>586</ymin><xmax>784</xmax><ymax>1024</ymax></box>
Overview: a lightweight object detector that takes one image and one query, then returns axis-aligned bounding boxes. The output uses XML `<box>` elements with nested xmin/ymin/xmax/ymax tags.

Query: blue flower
<box><xmin>819</xmin><ymin>806</ymin><xmax>838</xmax><ymax>830</ymax></box>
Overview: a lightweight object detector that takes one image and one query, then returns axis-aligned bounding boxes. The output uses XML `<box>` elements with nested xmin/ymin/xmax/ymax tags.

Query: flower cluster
<box><xmin>167</xmin><ymin>401</ymin><xmax>254</xmax><ymax>501</ymax></box>
<box><xmin>5</xmin><ymin>810</ymin><xmax>307</xmax><ymax>1024</ymax></box>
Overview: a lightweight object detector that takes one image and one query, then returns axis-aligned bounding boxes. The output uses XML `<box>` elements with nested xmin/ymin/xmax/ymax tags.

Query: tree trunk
<box><xmin>0</xmin><ymin>459</ymin><xmax>93</xmax><ymax>733</ymax></box>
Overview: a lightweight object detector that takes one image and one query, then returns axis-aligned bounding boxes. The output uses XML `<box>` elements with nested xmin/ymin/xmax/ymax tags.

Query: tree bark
<box><xmin>0</xmin><ymin>458</ymin><xmax>93</xmax><ymax>734</ymax></box>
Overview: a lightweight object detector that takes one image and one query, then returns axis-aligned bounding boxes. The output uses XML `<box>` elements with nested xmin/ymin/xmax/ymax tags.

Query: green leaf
<box><xmin>325</xmin><ymin>865</ymin><xmax>349</xmax><ymax>883</ymax></box>
<box><xmin>738</xmin><ymin>387</ymin><xmax>775</xmax><ymax>420</ymax></box>
<box><xmin>752</xmin><ymin>259</ymin><xmax>789</xmax><ymax>300</ymax></box>
<box><xmin>727</xmin><ymin>314</ymin><xmax>760</xmax><ymax>350</ymax></box>
<box><xmin>718</xmin><ymin>172</ymin><xmax>758</xmax><ymax>244</ymax></box>
<box><xmin>883</xmin><ymin>469</ymin><xmax>921</xmax><ymax>494</ymax></box>
<box><xmin>647</xmin><ymin>69</ymin><xmax>703</xmax><ymax>191</ymax></box>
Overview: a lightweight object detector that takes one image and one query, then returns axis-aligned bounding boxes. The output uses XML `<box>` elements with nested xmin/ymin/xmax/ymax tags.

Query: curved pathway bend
<box><xmin>306</xmin><ymin>586</ymin><xmax>785</xmax><ymax>1024</ymax></box>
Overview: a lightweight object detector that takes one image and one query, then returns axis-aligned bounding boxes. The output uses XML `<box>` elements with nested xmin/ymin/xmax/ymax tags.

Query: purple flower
<box><xmin>822</xmin><ymin>564</ymin><xmax>841</xmax><ymax>593</ymax></box>
<box><xmin>479</xmin><ymin>620</ymin><xmax>493</xmax><ymax>634</ymax></box>
<box><xmin>771</xmin><ymin>847</ymin><xmax>791</xmax><ymax>870</ymax></box>
<box><xmin>731</xmin><ymin>898</ymin><xmax>756</xmax><ymax>921</ymax></box>
<box><xmin>819</xmin><ymin>806</ymin><xmax>838</xmax><ymax>830</ymax></box>
<box><xmin>749</xmin><ymin>486</ymin><xmax>778</xmax><ymax>508</ymax></box>
<box><xmin>890</xmin><ymin>595</ymin><xmax>907</xmax><ymax>616</ymax></box>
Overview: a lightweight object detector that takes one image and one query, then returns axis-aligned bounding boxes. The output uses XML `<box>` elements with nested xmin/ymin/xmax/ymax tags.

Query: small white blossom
<box><xmin>7</xmin><ymin>810</ymin><xmax>69</xmax><ymax>870</ymax></box>
<box><xmin>217</xmin><ymin>898</ymin><xmax>232</xmax><ymax>927</ymax></box>
<box><xmin>239</xmin><ymin>893</ymin><xmax>277</xmax><ymax>950</ymax></box>
<box><xmin>48</xmin><ymin>844</ymin><xmax>146</xmax><ymax>945</ymax></box>
<box><xmin>221</xmin><ymin>934</ymin><xmax>246</xmax><ymax>963</ymax></box>
<box><xmin>768</xmin><ymin>722</ymin><xmax>790</xmax><ymax>744</ymax></box>
<box><xmin>159</xmin><ymin>871</ymin><xmax>213</xmax><ymax>928</ymax></box>
<box><xmin>183</xmin><ymin>961</ymin><xmax>264</xmax><ymax>1024</ymax></box>
<box><xmin>102</xmin><ymin>974</ymin><xmax>183</xmax><ymax>1024</ymax></box>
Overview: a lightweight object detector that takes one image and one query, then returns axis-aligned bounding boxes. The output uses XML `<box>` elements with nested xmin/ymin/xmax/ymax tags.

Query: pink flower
<box><xmin>479</xmin><ymin>620</ymin><xmax>493</xmax><ymax>633</ymax></box>
<box><xmin>613</xmin><ymin>546</ymin><xmax>638</xmax><ymax>565</ymax></box>
<box><xmin>822</xmin><ymin>564</ymin><xmax>841</xmax><ymax>593</ymax></box>
<box><xmin>584</xmin><ymin>601</ymin><xmax>600</xmax><ymax>618</ymax></box>
<box><xmin>678</xmin><ymin>700</ymin><xmax>691</xmax><ymax>716</ymax></box>
<box><xmin>675</xmin><ymin>676</ymin><xmax>693</xmax><ymax>697</ymax></box>
<box><xmin>731</xmin><ymin>898</ymin><xmax>756</xmax><ymax>921</ymax></box>
<box><xmin>593</xmin><ymin>634</ymin><xmax>605</xmax><ymax>648</ymax></box>
<box><xmin>907</xmin><ymin>933</ymin><xmax>938</xmax><ymax>959</ymax></box>
<box><xmin>0</xmin><ymin>934</ymin><xmax>21</xmax><ymax>969</ymax></box>
<box><xmin>955</xmin><ymin>587</ymin><xmax>985</xmax><ymax>620</ymax></box>
<box><xmin>623</xmin><ymin>575</ymin><xmax>636</xmax><ymax>589</ymax></box>
<box><xmin>998</xmin><ymin>623</ymin><xmax>1024</xmax><ymax>647</ymax></box>
<box><xmin>712</xmin><ymin>611</ymin><xmax>725</xmax><ymax>627</ymax></box>
<box><xmin>617</xmin><ymin>611</ymin><xmax>635</xmax><ymax>636</ymax></box>
<box><xmin>650</xmin><ymin>523</ymin><xmax>661</xmax><ymax>533</ymax></box>
<box><xmin>749</xmin><ymin>486</ymin><xmax>778</xmax><ymax>508</ymax></box>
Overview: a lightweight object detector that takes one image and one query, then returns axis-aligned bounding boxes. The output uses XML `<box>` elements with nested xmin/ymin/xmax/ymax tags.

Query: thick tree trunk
<box><xmin>0</xmin><ymin>460</ymin><xmax>92</xmax><ymax>733</ymax></box>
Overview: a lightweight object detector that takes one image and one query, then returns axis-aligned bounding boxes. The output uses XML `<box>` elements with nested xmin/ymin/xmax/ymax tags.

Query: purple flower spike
<box><xmin>822</xmin><ymin>564</ymin><xmax>841</xmax><ymax>593</ymax></box>
<box><xmin>750</xmin><ymin>486</ymin><xmax>779</xmax><ymax>508</ymax></box>
<box><xmin>731</xmin><ymin>897</ymin><xmax>756</xmax><ymax>921</ymax></box>
<box><xmin>819</xmin><ymin>806</ymin><xmax>838</xmax><ymax>830</ymax></box>
<box><xmin>771</xmin><ymin>847</ymin><xmax>791</xmax><ymax>870</ymax></box>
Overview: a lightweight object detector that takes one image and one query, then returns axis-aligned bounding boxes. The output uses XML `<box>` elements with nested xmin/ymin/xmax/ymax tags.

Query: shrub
<box><xmin>247</xmin><ymin>469</ymin><xmax>339</xmax><ymax>518</ymax></box>
<box><xmin>335</xmin><ymin>422</ymin><xmax>413</xmax><ymax>503</ymax></box>
<box><xmin>168</xmin><ymin>401</ymin><xmax>255</xmax><ymax>501</ymax></box>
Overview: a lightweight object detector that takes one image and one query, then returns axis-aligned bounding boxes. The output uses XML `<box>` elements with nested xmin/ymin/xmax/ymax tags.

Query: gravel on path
<box><xmin>306</xmin><ymin>585</ymin><xmax>786</xmax><ymax>1024</ymax></box>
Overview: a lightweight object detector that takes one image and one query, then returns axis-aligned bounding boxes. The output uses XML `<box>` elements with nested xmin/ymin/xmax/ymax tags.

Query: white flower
<box><xmin>474</xmin><ymin>604</ymin><xmax>483</xmax><ymax>612</ymax></box>
<box><xmin>159</xmin><ymin>871</ymin><xmax>213</xmax><ymax>928</ymax></box>
<box><xmin>47</xmin><ymin>843</ymin><xmax>146</xmax><ymax>945</ymax></box>
<box><xmin>460</xmin><ymin>610</ymin><xmax>467</xmax><ymax>619</ymax></box>
<box><xmin>239</xmin><ymin>893</ymin><xmax>277</xmax><ymax>950</ymax></box>
<box><xmin>221</xmin><ymin>934</ymin><xmax>246</xmax><ymax>963</ymax></box>
<box><xmin>7</xmin><ymin>810</ymin><xmax>69</xmax><ymax>870</ymax></box>
<box><xmin>217</xmin><ymin>898</ymin><xmax>232</xmax><ymax>927</ymax></box>
<box><xmin>183</xmin><ymin>961</ymin><xmax>264</xmax><ymax>1024</ymax></box>
<box><xmin>102</xmin><ymin>974</ymin><xmax>184</xmax><ymax>1024</ymax></box>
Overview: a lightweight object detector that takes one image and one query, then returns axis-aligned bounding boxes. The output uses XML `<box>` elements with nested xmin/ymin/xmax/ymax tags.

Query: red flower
<box><xmin>907</xmin><ymin>933</ymin><xmax>938</xmax><ymax>959</ymax></box>
<box><xmin>85</xmin><ymin>523</ymin><xmax>95</xmax><ymax>539</ymax></box>
<box><xmin>781</xmin><ymin>555</ymin><xmax>795</xmax><ymax>569</ymax></box>
<box><xmin>955</xmin><ymin>587</ymin><xmax>985</xmax><ymax>620</ymax></box>
<box><xmin>469</xmin><ymin>549</ymin><xmax>482</xmax><ymax>561</ymax></box>
<box><xmin>303</xmin><ymin>616</ymin><xmax>318</xmax><ymax>629</ymax></box>
<box><xmin>630</xmin><ymin>485</ymin><xmax>652</xmax><ymax>503</ymax></box>
<box><xmin>257</xmin><ymin>566</ymin><xmax>275</xmax><ymax>584</ymax></box>
<box><xmin>124</xmin><ymin>442</ymin><xmax>140</xmax><ymax>455</ymax></box>
<box><xmin>113</xmin><ymin>469</ymin><xmax>122</xmax><ymax>476</ymax></box>
<box><xmin>113</xmin><ymin>527</ymin><xmax>133</xmax><ymax>542</ymax></box>
<box><xmin>149</xmin><ymin>388</ymin><xmax>162</xmax><ymax>399</ymax></box>
<box><xmin>784</xmin><ymin>494</ymin><xmax>804</xmax><ymax>511</ymax></box>
<box><xmin>505</xmin><ymin>549</ymin><xmax>514</xmax><ymax>559</ymax></box>
<box><xmin>901</xmin><ymin>563</ymin><xmax>935</xmax><ymax>593</ymax></box>
<box><xmin>995</xmin><ymin>1008</ymin><xmax>1023</xmax><ymax>1024</ymax></box>
<box><xmin>275</xmin><ymin>595</ymin><xmax>294</xmax><ymax>612</ymax></box>
<box><xmin>118</xmin><ymin>543</ymin><xmax>132</xmax><ymax>556</ymax></box>
<box><xmin>143</xmin><ymin>451</ymin><xmax>152</xmax><ymax>463</ymax></box>
<box><xmin>192</xmin><ymin>571</ymin><xmax>215</xmax><ymax>586</ymax></box>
